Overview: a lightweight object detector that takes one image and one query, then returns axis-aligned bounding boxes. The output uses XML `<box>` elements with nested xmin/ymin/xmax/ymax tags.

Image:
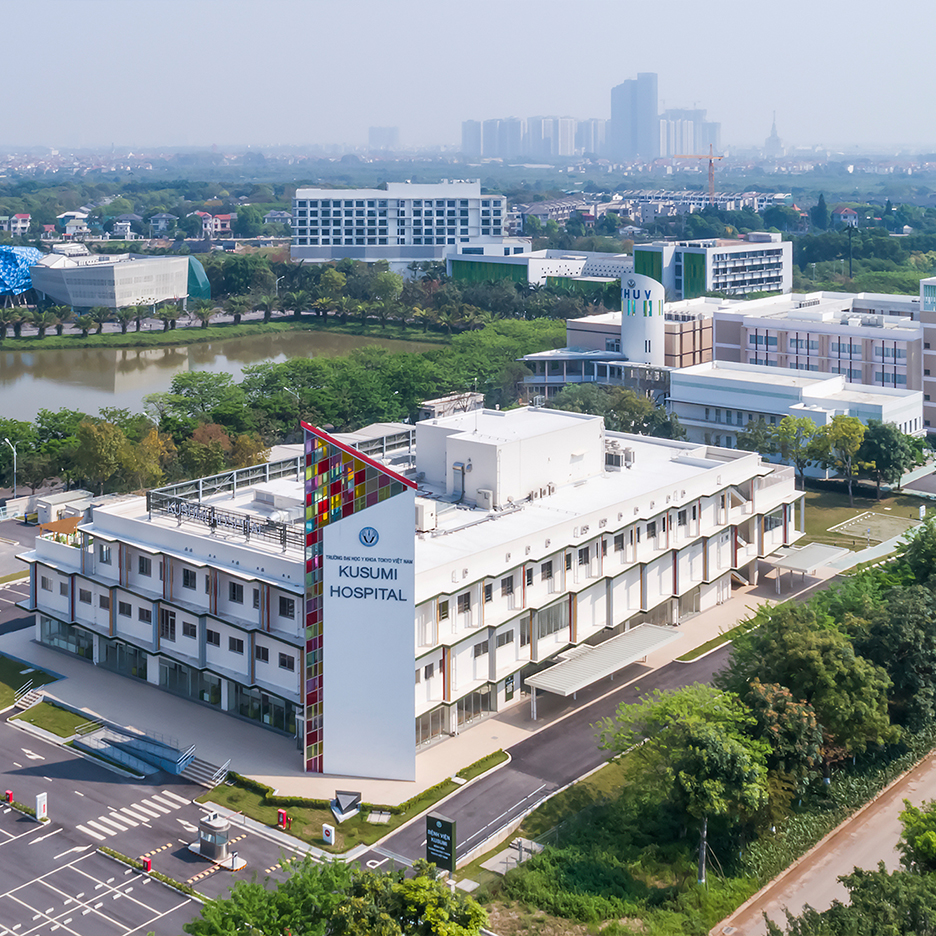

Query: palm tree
<box><xmin>191</xmin><ymin>306</ymin><xmax>219</xmax><ymax>329</ymax></box>
<box><xmin>256</xmin><ymin>294</ymin><xmax>275</xmax><ymax>323</ymax></box>
<box><xmin>155</xmin><ymin>307</ymin><xmax>180</xmax><ymax>331</ymax></box>
<box><xmin>89</xmin><ymin>306</ymin><xmax>112</xmax><ymax>335</ymax></box>
<box><xmin>112</xmin><ymin>307</ymin><xmax>136</xmax><ymax>335</ymax></box>
<box><xmin>32</xmin><ymin>310</ymin><xmax>61</xmax><ymax>339</ymax></box>
<box><xmin>133</xmin><ymin>304</ymin><xmax>149</xmax><ymax>332</ymax></box>
<box><xmin>51</xmin><ymin>306</ymin><xmax>73</xmax><ymax>336</ymax></box>
<box><xmin>0</xmin><ymin>308</ymin><xmax>20</xmax><ymax>339</ymax></box>
<box><xmin>74</xmin><ymin>314</ymin><xmax>94</xmax><ymax>338</ymax></box>
<box><xmin>8</xmin><ymin>308</ymin><xmax>29</xmax><ymax>338</ymax></box>
<box><xmin>225</xmin><ymin>297</ymin><xmax>250</xmax><ymax>325</ymax></box>
<box><xmin>411</xmin><ymin>306</ymin><xmax>435</xmax><ymax>333</ymax></box>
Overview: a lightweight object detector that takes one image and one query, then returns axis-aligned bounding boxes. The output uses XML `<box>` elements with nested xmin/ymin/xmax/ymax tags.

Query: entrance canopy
<box><xmin>768</xmin><ymin>543</ymin><xmax>850</xmax><ymax>574</ymax></box>
<box><xmin>526</xmin><ymin>624</ymin><xmax>681</xmax><ymax>701</ymax></box>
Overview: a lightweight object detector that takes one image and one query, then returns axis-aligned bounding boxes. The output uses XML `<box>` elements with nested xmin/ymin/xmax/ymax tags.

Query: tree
<box><xmin>73</xmin><ymin>420</ymin><xmax>127</xmax><ymax>494</ymax></box>
<box><xmin>548</xmin><ymin>384</ymin><xmax>684</xmax><ymax>439</ymax></box>
<box><xmin>88</xmin><ymin>306</ymin><xmax>112</xmax><ymax>335</ymax></box>
<box><xmin>320</xmin><ymin>267</ymin><xmax>347</xmax><ymax>302</ymax></box>
<box><xmin>716</xmin><ymin>604</ymin><xmax>896</xmax><ymax>757</ymax></box>
<box><xmin>810</xmin><ymin>193</ymin><xmax>829</xmax><ymax>231</ymax></box>
<box><xmin>73</xmin><ymin>314</ymin><xmax>93</xmax><ymax>338</ymax></box>
<box><xmin>112</xmin><ymin>307</ymin><xmax>136</xmax><ymax>335</ymax></box>
<box><xmin>31</xmin><ymin>310</ymin><xmax>60</xmax><ymax>340</ymax></box>
<box><xmin>809</xmin><ymin>415</ymin><xmax>866</xmax><ymax>507</ymax></box>
<box><xmin>232</xmin><ymin>206</ymin><xmax>262</xmax><ymax>238</ymax></box>
<box><xmin>597</xmin><ymin>684</ymin><xmax>768</xmax><ymax>885</ymax></box>
<box><xmin>773</xmin><ymin>416</ymin><xmax>819</xmax><ymax>490</ymax></box>
<box><xmin>230</xmin><ymin>433</ymin><xmax>269</xmax><ymax>469</ymax></box>
<box><xmin>852</xmin><ymin>585</ymin><xmax>936</xmax><ymax>731</ymax></box>
<box><xmin>858</xmin><ymin>419</ymin><xmax>916</xmax><ymax>499</ymax></box>
<box><xmin>735</xmin><ymin>418</ymin><xmax>775</xmax><ymax>457</ymax></box>
<box><xmin>118</xmin><ymin>428</ymin><xmax>174</xmax><ymax>490</ymax></box>
<box><xmin>898</xmin><ymin>799</ymin><xmax>936</xmax><ymax>875</ymax></box>
<box><xmin>899</xmin><ymin>517</ymin><xmax>936</xmax><ymax>586</ymax></box>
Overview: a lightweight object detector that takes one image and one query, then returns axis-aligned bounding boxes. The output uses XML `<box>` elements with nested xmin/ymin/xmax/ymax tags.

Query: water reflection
<box><xmin>0</xmin><ymin>331</ymin><xmax>437</xmax><ymax>421</ymax></box>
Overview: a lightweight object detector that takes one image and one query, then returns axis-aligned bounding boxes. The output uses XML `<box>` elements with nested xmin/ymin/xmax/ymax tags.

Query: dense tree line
<box><xmin>0</xmin><ymin>320</ymin><xmax>565</xmax><ymax>496</ymax></box>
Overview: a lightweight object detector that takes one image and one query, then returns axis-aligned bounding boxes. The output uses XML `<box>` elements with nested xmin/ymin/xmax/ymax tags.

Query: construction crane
<box><xmin>673</xmin><ymin>144</ymin><xmax>724</xmax><ymax>207</ymax></box>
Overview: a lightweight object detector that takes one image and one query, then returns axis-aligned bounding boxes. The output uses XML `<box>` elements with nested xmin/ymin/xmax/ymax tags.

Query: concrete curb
<box><xmin>711</xmin><ymin>749</ymin><xmax>936</xmax><ymax>936</ymax></box>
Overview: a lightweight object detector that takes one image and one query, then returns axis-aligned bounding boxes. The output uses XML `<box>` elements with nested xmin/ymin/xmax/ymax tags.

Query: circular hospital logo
<box><xmin>359</xmin><ymin>526</ymin><xmax>379</xmax><ymax>547</ymax></box>
<box><xmin>627</xmin><ymin>279</ymin><xmax>636</xmax><ymax>288</ymax></box>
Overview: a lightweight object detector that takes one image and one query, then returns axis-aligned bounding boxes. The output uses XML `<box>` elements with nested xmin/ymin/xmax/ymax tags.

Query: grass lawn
<box><xmin>0</xmin><ymin>317</ymin><xmax>449</xmax><ymax>352</ymax></box>
<box><xmin>0</xmin><ymin>571</ymin><xmax>28</xmax><ymax>585</ymax></box>
<box><xmin>198</xmin><ymin>750</ymin><xmax>509</xmax><ymax>854</ymax></box>
<box><xmin>801</xmin><ymin>484</ymin><xmax>927</xmax><ymax>551</ymax></box>
<box><xmin>0</xmin><ymin>656</ymin><xmax>57</xmax><ymax>709</ymax></box>
<box><xmin>11</xmin><ymin>701</ymin><xmax>88</xmax><ymax>737</ymax></box>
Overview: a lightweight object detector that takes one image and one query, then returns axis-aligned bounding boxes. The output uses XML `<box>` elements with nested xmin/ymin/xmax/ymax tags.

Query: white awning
<box><xmin>768</xmin><ymin>543</ymin><xmax>851</xmax><ymax>575</ymax></box>
<box><xmin>525</xmin><ymin>624</ymin><xmax>681</xmax><ymax>697</ymax></box>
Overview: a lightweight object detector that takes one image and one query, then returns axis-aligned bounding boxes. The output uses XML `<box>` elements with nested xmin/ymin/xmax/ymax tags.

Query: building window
<box><xmin>578</xmin><ymin>547</ymin><xmax>590</xmax><ymax>566</ymax></box>
<box><xmin>207</xmin><ymin>629</ymin><xmax>220</xmax><ymax>646</ymax></box>
<box><xmin>565</xmin><ymin>553</ymin><xmax>573</xmax><ymax>571</ymax></box>
<box><xmin>182</xmin><ymin>569</ymin><xmax>197</xmax><ymax>590</ymax></box>
<box><xmin>678</xmin><ymin>510</ymin><xmax>687</xmax><ymax>527</ymax></box>
<box><xmin>229</xmin><ymin>636</ymin><xmax>244</xmax><ymax>654</ymax></box>
<box><xmin>424</xmin><ymin>662</ymin><xmax>435</xmax><ymax>680</ymax></box>
<box><xmin>647</xmin><ymin>521</ymin><xmax>657</xmax><ymax>539</ymax></box>
<box><xmin>541</xmin><ymin>560</ymin><xmax>553</xmax><ymax>580</ymax></box>
<box><xmin>118</xmin><ymin>601</ymin><xmax>131</xmax><ymax>617</ymax></box>
<box><xmin>438</xmin><ymin>599</ymin><xmax>449</xmax><ymax>621</ymax></box>
<box><xmin>278</xmin><ymin>653</ymin><xmax>295</xmax><ymax>671</ymax></box>
<box><xmin>40</xmin><ymin>576</ymin><xmax>52</xmax><ymax>592</ymax></box>
<box><xmin>59</xmin><ymin>581</ymin><xmax>68</xmax><ymax>596</ymax></box>
<box><xmin>139</xmin><ymin>607</ymin><xmax>153</xmax><ymax>624</ymax></box>
<box><xmin>484</xmin><ymin>583</ymin><xmax>492</xmax><ymax>603</ymax></box>
<box><xmin>138</xmin><ymin>556</ymin><xmax>151</xmax><ymax>577</ymax></box>
<box><xmin>99</xmin><ymin>544</ymin><xmax>111</xmax><ymax>564</ymax></box>
<box><xmin>99</xmin><ymin>594</ymin><xmax>110</xmax><ymax>610</ymax></box>
<box><xmin>229</xmin><ymin>582</ymin><xmax>244</xmax><ymax>604</ymax></box>
<box><xmin>205</xmin><ymin>575</ymin><xmax>211</xmax><ymax>594</ymax></box>
<box><xmin>183</xmin><ymin>621</ymin><xmax>196</xmax><ymax>639</ymax></box>
<box><xmin>79</xmin><ymin>588</ymin><xmax>92</xmax><ymax>604</ymax></box>
<box><xmin>501</xmin><ymin>576</ymin><xmax>514</xmax><ymax>597</ymax></box>
<box><xmin>457</xmin><ymin>593</ymin><xmax>471</xmax><ymax>614</ymax></box>
<box><xmin>255</xmin><ymin>645</ymin><xmax>269</xmax><ymax>662</ymax></box>
<box><xmin>520</xmin><ymin>616</ymin><xmax>531</xmax><ymax>647</ymax></box>
<box><xmin>252</xmin><ymin>588</ymin><xmax>260</xmax><ymax>610</ymax></box>
<box><xmin>158</xmin><ymin>608</ymin><xmax>173</xmax><ymax>640</ymax></box>
<box><xmin>613</xmin><ymin>533</ymin><xmax>624</xmax><ymax>552</ymax></box>
<box><xmin>279</xmin><ymin>596</ymin><xmax>295</xmax><ymax>619</ymax></box>
<box><xmin>473</xmin><ymin>640</ymin><xmax>489</xmax><ymax>658</ymax></box>
<box><xmin>496</xmin><ymin>631</ymin><xmax>514</xmax><ymax>648</ymax></box>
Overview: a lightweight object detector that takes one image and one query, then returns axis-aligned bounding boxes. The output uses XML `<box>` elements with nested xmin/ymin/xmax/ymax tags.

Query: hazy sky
<box><xmin>4</xmin><ymin>0</ymin><xmax>933</xmax><ymax>152</ymax></box>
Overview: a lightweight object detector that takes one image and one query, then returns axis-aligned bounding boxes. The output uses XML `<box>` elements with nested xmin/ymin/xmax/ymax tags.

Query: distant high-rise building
<box><xmin>575</xmin><ymin>119</ymin><xmax>607</xmax><ymax>156</ymax></box>
<box><xmin>461</xmin><ymin>120</ymin><xmax>482</xmax><ymax>158</ymax></box>
<box><xmin>764</xmin><ymin>112</ymin><xmax>783</xmax><ymax>158</ymax></box>
<box><xmin>659</xmin><ymin>109</ymin><xmax>721</xmax><ymax>157</ymax></box>
<box><xmin>609</xmin><ymin>72</ymin><xmax>659</xmax><ymax>161</ymax></box>
<box><xmin>368</xmin><ymin>127</ymin><xmax>399</xmax><ymax>151</ymax></box>
<box><xmin>499</xmin><ymin>117</ymin><xmax>526</xmax><ymax>159</ymax></box>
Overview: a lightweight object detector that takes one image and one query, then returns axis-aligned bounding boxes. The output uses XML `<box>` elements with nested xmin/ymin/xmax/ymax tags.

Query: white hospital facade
<box><xmin>21</xmin><ymin>409</ymin><xmax>802</xmax><ymax>781</ymax></box>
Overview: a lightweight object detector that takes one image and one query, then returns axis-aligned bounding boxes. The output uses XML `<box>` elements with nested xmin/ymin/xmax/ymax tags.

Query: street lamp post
<box><xmin>275</xmin><ymin>276</ymin><xmax>285</xmax><ymax>297</ymax></box>
<box><xmin>3</xmin><ymin>438</ymin><xmax>17</xmax><ymax>501</ymax></box>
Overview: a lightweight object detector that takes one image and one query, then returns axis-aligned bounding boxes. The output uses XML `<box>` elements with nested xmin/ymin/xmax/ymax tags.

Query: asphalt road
<box><xmin>355</xmin><ymin>647</ymin><xmax>729</xmax><ymax>869</ymax></box>
<box><xmin>0</xmin><ymin>580</ymin><xmax>31</xmax><ymax>637</ymax></box>
<box><xmin>0</xmin><ymin>714</ymin><xmax>309</xmax><ymax>936</ymax></box>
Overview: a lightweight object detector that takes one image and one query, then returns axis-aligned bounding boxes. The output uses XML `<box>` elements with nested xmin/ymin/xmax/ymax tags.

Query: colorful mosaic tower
<box><xmin>302</xmin><ymin>422</ymin><xmax>414</xmax><ymax>773</ymax></box>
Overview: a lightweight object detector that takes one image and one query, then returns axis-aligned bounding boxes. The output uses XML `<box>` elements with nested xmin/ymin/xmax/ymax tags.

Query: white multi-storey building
<box><xmin>21</xmin><ymin>409</ymin><xmax>802</xmax><ymax>780</ymax></box>
<box><xmin>291</xmin><ymin>181</ymin><xmax>529</xmax><ymax>271</ymax></box>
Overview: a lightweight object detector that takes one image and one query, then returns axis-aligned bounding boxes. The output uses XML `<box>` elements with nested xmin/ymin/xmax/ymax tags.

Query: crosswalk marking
<box><xmin>110</xmin><ymin>811</ymin><xmax>137</xmax><ymax>827</ymax></box>
<box><xmin>140</xmin><ymin>799</ymin><xmax>170</xmax><ymax>815</ymax></box>
<box><xmin>94</xmin><ymin>816</ymin><xmax>128</xmax><ymax>832</ymax></box>
<box><xmin>160</xmin><ymin>790</ymin><xmax>190</xmax><ymax>805</ymax></box>
<box><xmin>119</xmin><ymin>807</ymin><xmax>151</xmax><ymax>823</ymax></box>
<box><xmin>85</xmin><ymin>820</ymin><xmax>115</xmax><ymax>837</ymax></box>
<box><xmin>76</xmin><ymin>824</ymin><xmax>105</xmax><ymax>842</ymax></box>
<box><xmin>149</xmin><ymin>795</ymin><xmax>180</xmax><ymax>810</ymax></box>
<box><xmin>127</xmin><ymin>803</ymin><xmax>160</xmax><ymax>819</ymax></box>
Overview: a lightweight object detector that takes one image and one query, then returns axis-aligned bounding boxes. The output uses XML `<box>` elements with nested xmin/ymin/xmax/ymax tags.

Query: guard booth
<box><xmin>198</xmin><ymin>812</ymin><xmax>230</xmax><ymax>862</ymax></box>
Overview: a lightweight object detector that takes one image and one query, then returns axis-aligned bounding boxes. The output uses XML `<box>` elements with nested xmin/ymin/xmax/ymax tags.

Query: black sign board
<box><xmin>425</xmin><ymin>812</ymin><xmax>457</xmax><ymax>873</ymax></box>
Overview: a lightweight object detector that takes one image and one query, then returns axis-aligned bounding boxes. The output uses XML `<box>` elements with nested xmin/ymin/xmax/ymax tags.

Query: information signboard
<box><xmin>425</xmin><ymin>812</ymin><xmax>456</xmax><ymax>873</ymax></box>
<box><xmin>35</xmin><ymin>792</ymin><xmax>47</xmax><ymax>821</ymax></box>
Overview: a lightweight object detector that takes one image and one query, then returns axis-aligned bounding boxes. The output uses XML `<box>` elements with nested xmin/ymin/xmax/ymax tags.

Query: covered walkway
<box><xmin>525</xmin><ymin>624</ymin><xmax>682</xmax><ymax>719</ymax></box>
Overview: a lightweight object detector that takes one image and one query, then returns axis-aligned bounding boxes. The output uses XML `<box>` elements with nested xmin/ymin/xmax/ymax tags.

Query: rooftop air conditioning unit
<box><xmin>624</xmin><ymin>447</ymin><xmax>635</xmax><ymax>468</ymax></box>
<box><xmin>477</xmin><ymin>488</ymin><xmax>494</xmax><ymax>510</ymax></box>
<box><xmin>415</xmin><ymin>499</ymin><xmax>437</xmax><ymax>532</ymax></box>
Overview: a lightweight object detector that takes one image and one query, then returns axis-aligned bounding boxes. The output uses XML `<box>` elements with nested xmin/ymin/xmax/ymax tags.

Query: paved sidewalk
<box><xmin>0</xmin><ymin>563</ymin><xmax>836</xmax><ymax>806</ymax></box>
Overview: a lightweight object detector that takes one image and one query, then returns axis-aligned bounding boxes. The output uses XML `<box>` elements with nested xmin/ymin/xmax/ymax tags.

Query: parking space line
<box><xmin>6</xmin><ymin>894</ymin><xmax>83</xmax><ymax>936</ymax></box>
<box><xmin>159</xmin><ymin>790</ymin><xmax>190</xmax><ymax>806</ymax></box>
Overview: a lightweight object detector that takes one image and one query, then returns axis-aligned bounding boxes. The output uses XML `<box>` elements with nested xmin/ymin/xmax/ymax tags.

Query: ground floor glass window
<box><xmin>415</xmin><ymin>705</ymin><xmax>447</xmax><ymax>747</ymax></box>
<box><xmin>40</xmin><ymin>616</ymin><xmax>93</xmax><ymax>659</ymax></box>
<box><xmin>456</xmin><ymin>685</ymin><xmax>493</xmax><ymax>728</ymax></box>
<box><xmin>159</xmin><ymin>659</ymin><xmax>221</xmax><ymax>706</ymax></box>
<box><xmin>228</xmin><ymin>682</ymin><xmax>297</xmax><ymax>735</ymax></box>
<box><xmin>100</xmin><ymin>638</ymin><xmax>147</xmax><ymax>680</ymax></box>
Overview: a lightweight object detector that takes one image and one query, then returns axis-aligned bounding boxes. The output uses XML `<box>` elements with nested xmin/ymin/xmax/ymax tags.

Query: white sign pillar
<box><xmin>35</xmin><ymin>792</ymin><xmax>47</xmax><ymax>822</ymax></box>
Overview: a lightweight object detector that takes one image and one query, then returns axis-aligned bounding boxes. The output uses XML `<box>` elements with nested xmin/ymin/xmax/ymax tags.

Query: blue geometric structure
<box><xmin>0</xmin><ymin>246</ymin><xmax>44</xmax><ymax>296</ymax></box>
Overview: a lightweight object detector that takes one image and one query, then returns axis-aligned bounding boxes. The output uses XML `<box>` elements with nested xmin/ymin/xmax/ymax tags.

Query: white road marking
<box><xmin>176</xmin><ymin>818</ymin><xmax>197</xmax><ymax>833</ymax></box>
<box><xmin>160</xmin><ymin>790</ymin><xmax>190</xmax><ymax>805</ymax></box>
<box><xmin>94</xmin><ymin>816</ymin><xmax>127</xmax><ymax>832</ymax></box>
<box><xmin>367</xmin><ymin>857</ymin><xmax>390</xmax><ymax>869</ymax></box>
<box><xmin>20</xmin><ymin>749</ymin><xmax>44</xmax><ymax>761</ymax></box>
<box><xmin>140</xmin><ymin>798</ymin><xmax>170</xmax><ymax>815</ymax></box>
<box><xmin>54</xmin><ymin>845</ymin><xmax>93</xmax><ymax>860</ymax></box>
<box><xmin>29</xmin><ymin>828</ymin><xmax>62</xmax><ymax>845</ymax></box>
<box><xmin>75</xmin><ymin>825</ymin><xmax>105</xmax><ymax>841</ymax></box>
<box><xmin>12</xmin><ymin>762</ymin><xmax>21</xmax><ymax>768</ymax></box>
<box><xmin>73</xmin><ymin>791</ymin><xmax>84</xmax><ymax>797</ymax></box>
<box><xmin>85</xmin><ymin>820</ymin><xmax>116</xmax><ymax>837</ymax></box>
<box><xmin>149</xmin><ymin>794</ymin><xmax>180</xmax><ymax>810</ymax></box>
<box><xmin>127</xmin><ymin>803</ymin><xmax>160</xmax><ymax>818</ymax></box>
<box><xmin>119</xmin><ymin>806</ymin><xmax>151</xmax><ymax>822</ymax></box>
<box><xmin>110</xmin><ymin>811</ymin><xmax>137</xmax><ymax>827</ymax></box>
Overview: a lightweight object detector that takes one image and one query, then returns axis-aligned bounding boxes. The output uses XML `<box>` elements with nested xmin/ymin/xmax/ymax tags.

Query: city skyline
<box><xmin>1</xmin><ymin>0</ymin><xmax>933</xmax><ymax>152</ymax></box>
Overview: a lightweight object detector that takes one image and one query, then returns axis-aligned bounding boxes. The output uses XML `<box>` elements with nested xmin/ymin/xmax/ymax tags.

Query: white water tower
<box><xmin>620</xmin><ymin>273</ymin><xmax>666</xmax><ymax>366</ymax></box>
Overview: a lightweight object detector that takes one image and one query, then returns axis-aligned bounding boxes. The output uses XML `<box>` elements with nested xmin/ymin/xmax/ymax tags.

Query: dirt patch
<box><xmin>485</xmin><ymin>902</ymin><xmax>645</xmax><ymax>936</ymax></box>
